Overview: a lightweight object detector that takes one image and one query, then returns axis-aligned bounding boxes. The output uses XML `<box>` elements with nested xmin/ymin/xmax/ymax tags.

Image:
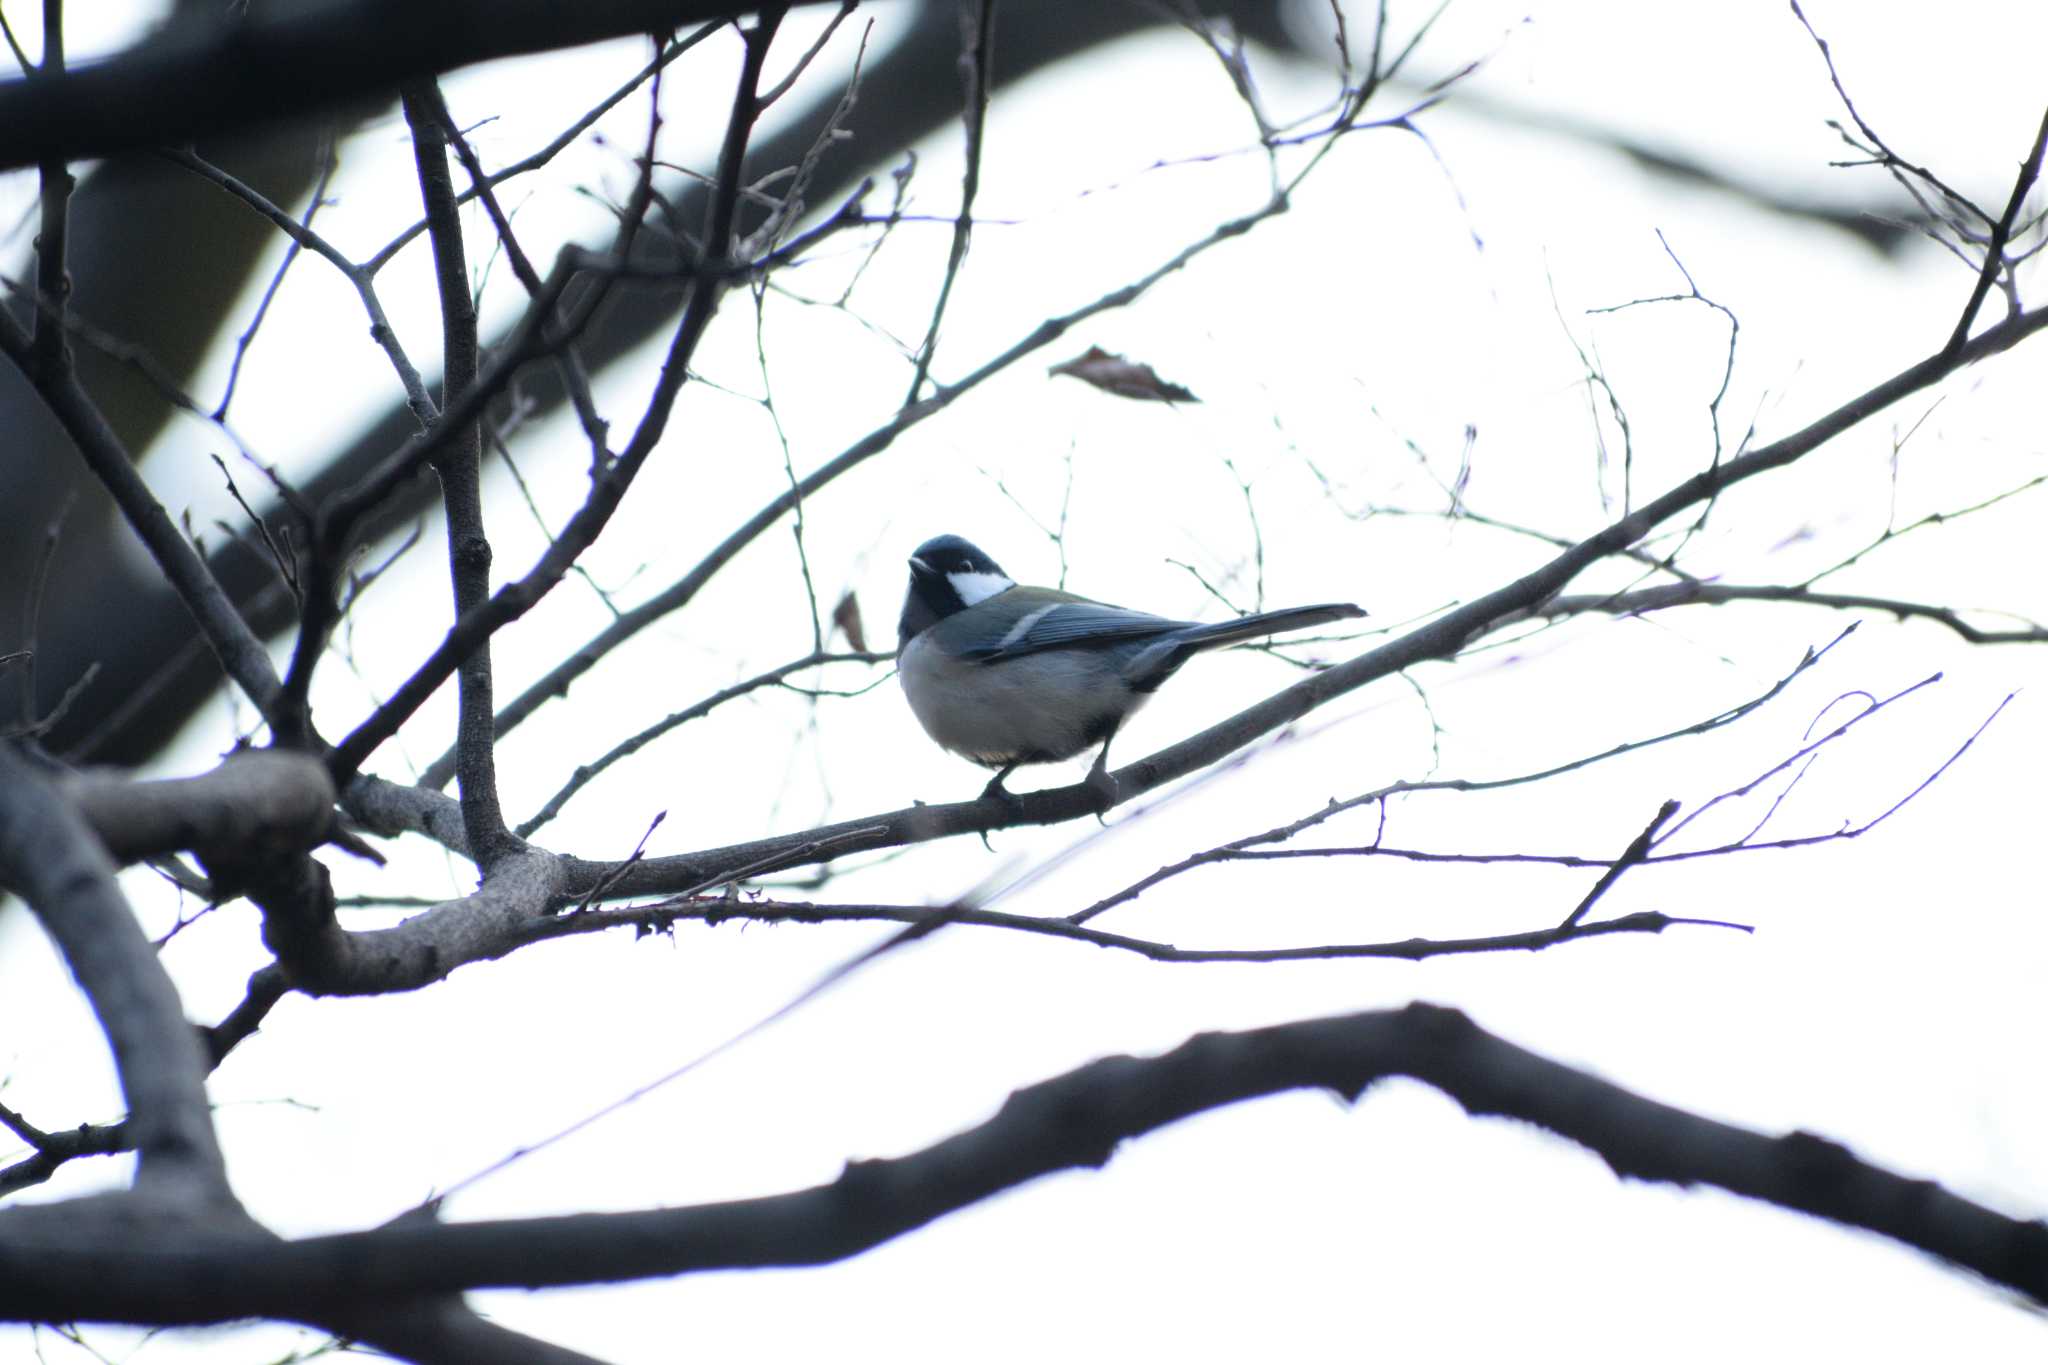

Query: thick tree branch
<box><xmin>2</xmin><ymin>1002</ymin><xmax>2042</xmax><ymax>1324</ymax></box>
<box><xmin>0</xmin><ymin>742</ymin><xmax>232</xmax><ymax>1206</ymax></box>
<box><xmin>61</xmin><ymin>750</ymin><xmax>335</xmax><ymax>866</ymax></box>
<box><xmin>251</xmin><ymin>847</ymin><xmax>565</xmax><ymax>997</ymax></box>
<box><xmin>0</xmin><ymin>0</ymin><xmax>849</xmax><ymax>171</ymax></box>
<box><xmin>346</xmin><ymin>773</ymin><xmax>471</xmax><ymax>856</ymax></box>
<box><xmin>315</xmin><ymin>1296</ymin><xmax>614</xmax><ymax>1365</ymax></box>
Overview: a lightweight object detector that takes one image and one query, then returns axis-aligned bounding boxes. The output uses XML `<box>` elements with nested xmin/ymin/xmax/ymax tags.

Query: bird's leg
<box><xmin>1084</xmin><ymin>732</ymin><xmax>1120</xmax><ymax>817</ymax></box>
<box><xmin>978</xmin><ymin>763</ymin><xmax>1022</xmax><ymax>851</ymax></box>
<box><xmin>979</xmin><ymin>763</ymin><xmax>1020</xmax><ymax>804</ymax></box>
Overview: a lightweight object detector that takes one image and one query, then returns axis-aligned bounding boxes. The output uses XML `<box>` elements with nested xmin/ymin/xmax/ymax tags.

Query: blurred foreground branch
<box><xmin>3</xmin><ymin>1002</ymin><xmax>2041</xmax><ymax>1325</ymax></box>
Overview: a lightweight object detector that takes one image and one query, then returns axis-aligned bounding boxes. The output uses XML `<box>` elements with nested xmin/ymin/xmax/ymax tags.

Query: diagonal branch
<box><xmin>0</xmin><ymin>272</ymin><xmax>284</xmax><ymax>729</ymax></box>
<box><xmin>515</xmin><ymin>649</ymin><xmax>890</xmax><ymax>838</ymax></box>
<box><xmin>422</xmin><ymin>184</ymin><xmax>1338</xmax><ymax>785</ymax></box>
<box><xmin>1558</xmin><ymin>798</ymin><xmax>1678</xmax><ymax>929</ymax></box>
<box><xmin>557</xmin><ymin>300</ymin><xmax>2048</xmax><ymax>899</ymax></box>
<box><xmin>161</xmin><ymin>147</ymin><xmax>440</xmax><ymax>427</ymax></box>
<box><xmin>1944</xmin><ymin>104</ymin><xmax>2048</xmax><ymax>353</ymax></box>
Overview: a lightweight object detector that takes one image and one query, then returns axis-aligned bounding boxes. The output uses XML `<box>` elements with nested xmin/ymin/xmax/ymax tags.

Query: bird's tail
<box><xmin>1173</xmin><ymin>602</ymin><xmax>1365</xmax><ymax>653</ymax></box>
<box><xmin>1123</xmin><ymin>602</ymin><xmax>1363</xmax><ymax>692</ymax></box>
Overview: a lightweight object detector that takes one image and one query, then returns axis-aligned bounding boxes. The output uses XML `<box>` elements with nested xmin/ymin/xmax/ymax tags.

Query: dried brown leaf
<box><xmin>832</xmin><ymin>591</ymin><xmax>867</xmax><ymax>653</ymax></box>
<box><xmin>1048</xmin><ymin>345</ymin><xmax>1200</xmax><ymax>403</ymax></box>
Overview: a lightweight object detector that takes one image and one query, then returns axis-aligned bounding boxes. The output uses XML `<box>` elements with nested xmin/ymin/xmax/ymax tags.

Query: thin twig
<box><xmin>326</xmin><ymin>8</ymin><xmax>791</xmax><ymax>787</ymax></box>
<box><xmin>517</xmin><ymin>650</ymin><xmax>888</xmax><ymax>839</ymax></box>
<box><xmin>1559</xmin><ymin>799</ymin><xmax>1679</xmax><ymax>929</ymax></box>
<box><xmin>1944</xmin><ymin>105</ymin><xmax>2048</xmax><ymax>353</ymax></box>
<box><xmin>1071</xmin><ymin>628</ymin><xmax>1856</xmax><ymax>924</ymax></box>
<box><xmin>213</xmin><ymin>137</ymin><xmax>337</xmax><ymax>422</ymax></box>
<box><xmin>525</xmin><ymin>896</ymin><xmax>1746</xmax><ymax>963</ymax></box>
<box><xmin>905</xmin><ymin>0</ymin><xmax>995</xmax><ymax>403</ymax></box>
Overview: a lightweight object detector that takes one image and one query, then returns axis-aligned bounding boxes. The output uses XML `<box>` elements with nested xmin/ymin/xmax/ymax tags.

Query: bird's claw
<box><xmin>978</xmin><ymin>774</ymin><xmax>1023</xmax><ymax>850</ymax></box>
<box><xmin>1083</xmin><ymin>763</ymin><xmax>1119</xmax><ymax>821</ymax></box>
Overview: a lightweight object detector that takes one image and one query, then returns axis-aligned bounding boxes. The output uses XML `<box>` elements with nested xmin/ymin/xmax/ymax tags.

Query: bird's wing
<box><xmin>945</xmin><ymin>599</ymin><xmax>1192</xmax><ymax>663</ymax></box>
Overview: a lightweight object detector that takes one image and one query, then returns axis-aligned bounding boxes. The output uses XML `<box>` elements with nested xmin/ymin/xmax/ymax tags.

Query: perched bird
<box><xmin>897</xmin><ymin>534</ymin><xmax>1364</xmax><ymax>804</ymax></box>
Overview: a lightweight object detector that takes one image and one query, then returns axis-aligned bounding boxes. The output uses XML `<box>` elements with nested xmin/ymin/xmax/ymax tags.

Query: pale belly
<box><xmin>898</xmin><ymin>634</ymin><xmax>1148</xmax><ymax>767</ymax></box>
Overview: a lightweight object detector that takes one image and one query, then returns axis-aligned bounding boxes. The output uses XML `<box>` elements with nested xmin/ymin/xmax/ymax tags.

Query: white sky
<box><xmin>4</xmin><ymin>0</ymin><xmax>2048</xmax><ymax>1359</ymax></box>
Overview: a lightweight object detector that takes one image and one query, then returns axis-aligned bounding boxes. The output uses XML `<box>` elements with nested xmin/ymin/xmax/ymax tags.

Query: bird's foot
<box><xmin>978</xmin><ymin>773</ymin><xmax>1023</xmax><ymax>850</ymax></box>
<box><xmin>1083</xmin><ymin>762</ymin><xmax>1120</xmax><ymax>821</ymax></box>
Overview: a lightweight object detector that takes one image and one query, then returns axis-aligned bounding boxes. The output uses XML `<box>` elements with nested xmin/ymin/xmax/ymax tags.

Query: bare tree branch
<box><xmin>1531</xmin><ymin>581</ymin><xmax>2048</xmax><ymax>643</ymax></box>
<box><xmin>905</xmin><ymin>0</ymin><xmax>996</xmax><ymax>402</ymax></box>
<box><xmin>0</xmin><ymin>263</ymin><xmax>284</xmax><ymax>728</ymax></box>
<box><xmin>4</xmin><ymin>1003</ymin><xmax>2043</xmax><ymax>1323</ymax></box>
<box><xmin>402</xmin><ymin>81</ymin><xmax>515</xmax><ymax>865</ymax></box>
<box><xmin>0</xmin><ymin>0</ymin><xmax>852</xmax><ymax>172</ymax></box>
<box><xmin>0</xmin><ymin>742</ymin><xmax>232</xmax><ymax>1206</ymax></box>
<box><xmin>1942</xmin><ymin>104</ymin><xmax>2048</xmax><ymax>352</ymax></box>
<box><xmin>161</xmin><ymin>146</ymin><xmax>440</xmax><ymax>428</ymax></box>
<box><xmin>527</xmin><ymin>896</ymin><xmax>1746</xmax><ymax>962</ymax></box>
<box><xmin>315</xmin><ymin>1295</ymin><xmax>615</xmax><ymax>1365</ymax></box>
<box><xmin>366</xmin><ymin>23</ymin><xmax>722</xmax><ymax>274</ymax></box>
<box><xmin>1559</xmin><ymin>798</ymin><xmax>1679</xmax><ymax>929</ymax></box>
<box><xmin>516</xmin><ymin>649</ymin><xmax>890</xmax><ymax>838</ymax></box>
<box><xmin>421</xmin><ymin>180</ymin><xmax>1381</xmax><ymax>785</ymax></box>
<box><xmin>549</xmin><ymin>301</ymin><xmax>2048</xmax><ymax>901</ymax></box>
<box><xmin>61</xmin><ymin>750</ymin><xmax>335</xmax><ymax>867</ymax></box>
<box><xmin>325</xmin><ymin>9</ymin><xmax>791</xmax><ymax>786</ymax></box>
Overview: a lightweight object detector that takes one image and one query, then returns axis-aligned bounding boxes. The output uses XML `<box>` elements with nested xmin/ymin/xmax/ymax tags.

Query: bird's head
<box><xmin>899</xmin><ymin>534</ymin><xmax>1015</xmax><ymax>646</ymax></box>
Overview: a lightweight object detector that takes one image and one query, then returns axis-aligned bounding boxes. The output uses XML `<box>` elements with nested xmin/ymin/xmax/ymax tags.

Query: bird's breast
<box><xmin>899</xmin><ymin>635</ymin><xmax>1146</xmax><ymax>767</ymax></box>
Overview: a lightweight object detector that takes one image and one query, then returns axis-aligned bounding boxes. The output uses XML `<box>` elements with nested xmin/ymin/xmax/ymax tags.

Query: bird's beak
<box><xmin>908</xmin><ymin>556</ymin><xmax>932</xmax><ymax>575</ymax></box>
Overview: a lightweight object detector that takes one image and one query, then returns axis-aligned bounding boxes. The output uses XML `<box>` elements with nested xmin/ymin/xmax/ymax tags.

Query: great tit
<box><xmin>897</xmin><ymin>534</ymin><xmax>1364</xmax><ymax>803</ymax></box>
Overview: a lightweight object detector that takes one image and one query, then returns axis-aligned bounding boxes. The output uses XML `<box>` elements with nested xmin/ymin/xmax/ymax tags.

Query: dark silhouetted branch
<box><xmin>3</xmin><ymin>1003</ymin><xmax>2043</xmax><ymax>1323</ymax></box>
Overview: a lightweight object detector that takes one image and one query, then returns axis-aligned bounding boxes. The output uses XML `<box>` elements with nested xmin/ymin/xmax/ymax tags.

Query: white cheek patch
<box><xmin>948</xmin><ymin>570</ymin><xmax>1014</xmax><ymax>606</ymax></box>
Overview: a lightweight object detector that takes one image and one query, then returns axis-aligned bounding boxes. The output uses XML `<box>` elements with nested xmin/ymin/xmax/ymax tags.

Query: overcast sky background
<box><xmin>4</xmin><ymin>0</ymin><xmax>2047</xmax><ymax>1359</ymax></box>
